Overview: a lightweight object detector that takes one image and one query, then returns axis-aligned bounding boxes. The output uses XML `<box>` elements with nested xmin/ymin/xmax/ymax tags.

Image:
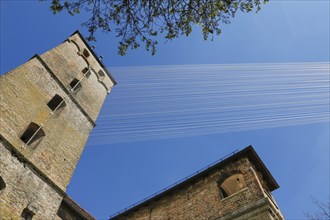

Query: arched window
<box><xmin>219</xmin><ymin>173</ymin><xmax>247</xmax><ymax>199</ymax></box>
<box><xmin>20</xmin><ymin>122</ymin><xmax>45</xmax><ymax>145</ymax></box>
<box><xmin>47</xmin><ymin>94</ymin><xmax>66</xmax><ymax>112</ymax></box>
<box><xmin>69</xmin><ymin>78</ymin><xmax>82</xmax><ymax>92</ymax></box>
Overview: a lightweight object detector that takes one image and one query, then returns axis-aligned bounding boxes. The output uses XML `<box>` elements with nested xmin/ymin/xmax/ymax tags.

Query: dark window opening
<box><xmin>82</xmin><ymin>67</ymin><xmax>91</xmax><ymax>78</ymax></box>
<box><xmin>220</xmin><ymin>188</ymin><xmax>228</xmax><ymax>198</ymax></box>
<box><xmin>47</xmin><ymin>94</ymin><xmax>66</xmax><ymax>112</ymax></box>
<box><xmin>20</xmin><ymin>122</ymin><xmax>45</xmax><ymax>145</ymax></box>
<box><xmin>83</xmin><ymin>49</ymin><xmax>90</xmax><ymax>58</ymax></box>
<box><xmin>0</xmin><ymin>176</ymin><xmax>6</xmax><ymax>191</ymax></box>
<box><xmin>98</xmin><ymin>70</ymin><xmax>105</xmax><ymax>80</ymax></box>
<box><xmin>69</xmin><ymin>78</ymin><xmax>82</xmax><ymax>92</ymax></box>
<box><xmin>21</xmin><ymin>208</ymin><xmax>35</xmax><ymax>220</ymax></box>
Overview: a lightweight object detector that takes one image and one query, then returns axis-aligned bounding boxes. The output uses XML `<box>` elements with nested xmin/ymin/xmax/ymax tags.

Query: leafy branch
<box><xmin>48</xmin><ymin>0</ymin><xmax>268</xmax><ymax>55</ymax></box>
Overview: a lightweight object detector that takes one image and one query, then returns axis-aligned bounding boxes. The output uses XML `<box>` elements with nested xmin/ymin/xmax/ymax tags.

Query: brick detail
<box><xmin>113</xmin><ymin>157</ymin><xmax>282</xmax><ymax>220</ymax></box>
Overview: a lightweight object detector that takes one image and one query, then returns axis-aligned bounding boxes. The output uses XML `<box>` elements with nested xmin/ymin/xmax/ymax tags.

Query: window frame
<box><xmin>217</xmin><ymin>171</ymin><xmax>247</xmax><ymax>199</ymax></box>
<box><xmin>20</xmin><ymin>122</ymin><xmax>45</xmax><ymax>146</ymax></box>
<box><xmin>47</xmin><ymin>94</ymin><xmax>66</xmax><ymax>113</ymax></box>
<box><xmin>69</xmin><ymin>78</ymin><xmax>82</xmax><ymax>93</ymax></box>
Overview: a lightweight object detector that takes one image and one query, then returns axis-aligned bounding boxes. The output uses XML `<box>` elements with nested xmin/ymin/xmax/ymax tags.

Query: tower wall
<box><xmin>40</xmin><ymin>34</ymin><xmax>114</xmax><ymax>122</ymax></box>
<box><xmin>0</xmin><ymin>140</ymin><xmax>63</xmax><ymax>220</ymax></box>
<box><xmin>0</xmin><ymin>32</ymin><xmax>115</xmax><ymax>219</ymax></box>
<box><xmin>0</xmin><ymin>57</ymin><xmax>93</xmax><ymax>190</ymax></box>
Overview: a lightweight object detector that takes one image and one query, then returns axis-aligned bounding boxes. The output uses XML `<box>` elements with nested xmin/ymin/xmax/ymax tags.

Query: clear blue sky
<box><xmin>1</xmin><ymin>1</ymin><xmax>329</xmax><ymax>219</ymax></box>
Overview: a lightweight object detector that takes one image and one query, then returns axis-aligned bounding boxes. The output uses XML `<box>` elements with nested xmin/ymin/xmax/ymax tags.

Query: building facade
<box><xmin>0</xmin><ymin>31</ymin><xmax>116</xmax><ymax>219</ymax></box>
<box><xmin>0</xmin><ymin>32</ymin><xmax>284</xmax><ymax>220</ymax></box>
<box><xmin>110</xmin><ymin>146</ymin><xmax>284</xmax><ymax>220</ymax></box>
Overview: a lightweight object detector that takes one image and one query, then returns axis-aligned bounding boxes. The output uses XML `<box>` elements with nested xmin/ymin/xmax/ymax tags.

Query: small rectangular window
<box><xmin>82</xmin><ymin>67</ymin><xmax>91</xmax><ymax>78</ymax></box>
<box><xmin>20</xmin><ymin>122</ymin><xmax>45</xmax><ymax>145</ymax></box>
<box><xmin>69</xmin><ymin>78</ymin><xmax>82</xmax><ymax>92</ymax></box>
<box><xmin>97</xmin><ymin>70</ymin><xmax>105</xmax><ymax>81</ymax></box>
<box><xmin>83</xmin><ymin>48</ymin><xmax>90</xmax><ymax>58</ymax></box>
<box><xmin>21</xmin><ymin>208</ymin><xmax>35</xmax><ymax>220</ymax></box>
<box><xmin>47</xmin><ymin>94</ymin><xmax>66</xmax><ymax>112</ymax></box>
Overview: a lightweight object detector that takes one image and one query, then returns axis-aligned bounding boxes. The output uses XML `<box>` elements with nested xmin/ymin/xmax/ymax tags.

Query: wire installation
<box><xmin>88</xmin><ymin>62</ymin><xmax>330</xmax><ymax>145</ymax></box>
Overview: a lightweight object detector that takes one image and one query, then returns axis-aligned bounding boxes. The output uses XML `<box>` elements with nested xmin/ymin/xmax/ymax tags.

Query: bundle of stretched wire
<box><xmin>88</xmin><ymin>62</ymin><xmax>329</xmax><ymax>145</ymax></box>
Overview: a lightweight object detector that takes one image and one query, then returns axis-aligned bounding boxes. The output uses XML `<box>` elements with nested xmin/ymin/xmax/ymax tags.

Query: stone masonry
<box><xmin>0</xmin><ymin>31</ymin><xmax>284</xmax><ymax>220</ymax></box>
<box><xmin>0</xmin><ymin>31</ymin><xmax>116</xmax><ymax>219</ymax></box>
<box><xmin>110</xmin><ymin>146</ymin><xmax>284</xmax><ymax>220</ymax></box>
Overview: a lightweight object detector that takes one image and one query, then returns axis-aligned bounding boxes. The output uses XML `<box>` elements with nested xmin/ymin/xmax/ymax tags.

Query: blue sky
<box><xmin>1</xmin><ymin>0</ymin><xmax>329</xmax><ymax>219</ymax></box>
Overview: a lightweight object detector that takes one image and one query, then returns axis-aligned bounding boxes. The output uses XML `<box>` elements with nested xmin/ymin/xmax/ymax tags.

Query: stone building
<box><xmin>109</xmin><ymin>146</ymin><xmax>284</xmax><ymax>220</ymax></box>
<box><xmin>0</xmin><ymin>31</ymin><xmax>116</xmax><ymax>219</ymax></box>
<box><xmin>0</xmin><ymin>32</ymin><xmax>284</xmax><ymax>220</ymax></box>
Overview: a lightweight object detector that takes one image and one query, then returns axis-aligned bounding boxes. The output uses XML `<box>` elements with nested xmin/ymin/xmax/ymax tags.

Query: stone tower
<box><xmin>110</xmin><ymin>146</ymin><xmax>284</xmax><ymax>220</ymax></box>
<box><xmin>0</xmin><ymin>31</ymin><xmax>116</xmax><ymax>219</ymax></box>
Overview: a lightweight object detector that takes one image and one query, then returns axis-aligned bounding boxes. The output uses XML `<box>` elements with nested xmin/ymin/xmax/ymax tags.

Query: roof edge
<box><xmin>62</xmin><ymin>196</ymin><xmax>96</xmax><ymax>220</ymax></box>
<box><xmin>109</xmin><ymin>145</ymin><xmax>279</xmax><ymax>219</ymax></box>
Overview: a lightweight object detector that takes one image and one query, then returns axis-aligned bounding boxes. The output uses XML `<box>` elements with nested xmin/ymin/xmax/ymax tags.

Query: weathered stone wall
<box><xmin>0</xmin><ymin>141</ymin><xmax>63</xmax><ymax>220</ymax></box>
<box><xmin>115</xmin><ymin>157</ymin><xmax>276</xmax><ymax>220</ymax></box>
<box><xmin>68</xmin><ymin>33</ymin><xmax>114</xmax><ymax>93</ymax></box>
<box><xmin>0</xmin><ymin>57</ymin><xmax>93</xmax><ymax>191</ymax></box>
<box><xmin>40</xmin><ymin>33</ymin><xmax>114</xmax><ymax>122</ymax></box>
<box><xmin>0</xmin><ymin>32</ymin><xmax>115</xmax><ymax>220</ymax></box>
<box><xmin>219</xmin><ymin>196</ymin><xmax>277</xmax><ymax>220</ymax></box>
